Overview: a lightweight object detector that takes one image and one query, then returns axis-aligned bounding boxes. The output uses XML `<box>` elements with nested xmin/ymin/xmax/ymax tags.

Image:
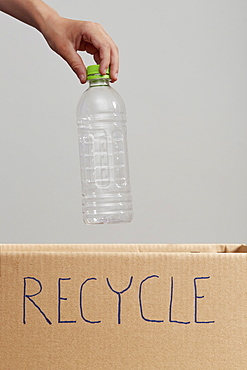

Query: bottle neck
<box><xmin>88</xmin><ymin>78</ymin><xmax>110</xmax><ymax>87</ymax></box>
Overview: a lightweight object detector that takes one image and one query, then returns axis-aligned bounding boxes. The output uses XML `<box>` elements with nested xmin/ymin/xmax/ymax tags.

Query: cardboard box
<box><xmin>1</xmin><ymin>244</ymin><xmax>247</xmax><ymax>369</ymax></box>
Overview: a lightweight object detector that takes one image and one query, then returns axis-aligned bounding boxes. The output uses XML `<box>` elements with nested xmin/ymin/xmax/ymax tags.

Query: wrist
<box><xmin>30</xmin><ymin>1</ymin><xmax>60</xmax><ymax>33</ymax></box>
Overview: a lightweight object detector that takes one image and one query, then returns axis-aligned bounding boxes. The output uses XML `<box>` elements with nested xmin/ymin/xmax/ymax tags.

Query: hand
<box><xmin>42</xmin><ymin>16</ymin><xmax>119</xmax><ymax>83</ymax></box>
<box><xmin>0</xmin><ymin>1</ymin><xmax>118</xmax><ymax>83</ymax></box>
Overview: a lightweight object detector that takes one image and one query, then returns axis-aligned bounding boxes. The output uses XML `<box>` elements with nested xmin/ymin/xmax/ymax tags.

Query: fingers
<box><xmin>93</xmin><ymin>51</ymin><xmax>101</xmax><ymax>65</ymax></box>
<box><xmin>64</xmin><ymin>45</ymin><xmax>87</xmax><ymax>83</ymax></box>
<box><xmin>99</xmin><ymin>40</ymin><xmax>119</xmax><ymax>82</ymax></box>
<box><xmin>83</xmin><ymin>22</ymin><xmax>119</xmax><ymax>82</ymax></box>
<box><xmin>98</xmin><ymin>43</ymin><xmax>119</xmax><ymax>82</ymax></box>
<box><xmin>90</xmin><ymin>47</ymin><xmax>118</xmax><ymax>82</ymax></box>
<box><xmin>109</xmin><ymin>45</ymin><xmax>119</xmax><ymax>82</ymax></box>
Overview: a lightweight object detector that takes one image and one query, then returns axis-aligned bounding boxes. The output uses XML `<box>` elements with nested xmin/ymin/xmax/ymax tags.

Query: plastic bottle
<box><xmin>76</xmin><ymin>64</ymin><xmax>133</xmax><ymax>225</ymax></box>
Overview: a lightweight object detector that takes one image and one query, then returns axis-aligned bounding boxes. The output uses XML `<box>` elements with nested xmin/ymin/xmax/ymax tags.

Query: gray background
<box><xmin>0</xmin><ymin>0</ymin><xmax>246</xmax><ymax>243</ymax></box>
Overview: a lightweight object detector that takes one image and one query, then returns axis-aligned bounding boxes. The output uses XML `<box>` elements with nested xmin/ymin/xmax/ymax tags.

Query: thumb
<box><xmin>64</xmin><ymin>46</ymin><xmax>87</xmax><ymax>83</ymax></box>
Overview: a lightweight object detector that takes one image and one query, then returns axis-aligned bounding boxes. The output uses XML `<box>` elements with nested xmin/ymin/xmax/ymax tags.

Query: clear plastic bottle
<box><xmin>76</xmin><ymin>64</ymin><xmax>133</xmax><ymax>225</ymax></box>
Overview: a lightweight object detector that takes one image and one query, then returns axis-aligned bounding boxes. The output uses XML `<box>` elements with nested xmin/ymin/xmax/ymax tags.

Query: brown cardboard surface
<box><xmin>1</xmin><ymin>244</ymin><xmax>247</xmax><ymax>369</ymax></box>
<box><xmin>1</xmin><ymin>243</ymin><xmax>247</xmax><ymax>253</ymax></box>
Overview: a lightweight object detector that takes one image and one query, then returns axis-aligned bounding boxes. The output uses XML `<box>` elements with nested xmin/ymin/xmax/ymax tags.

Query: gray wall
<box><xmin>1</xmin><ymin>0</ymin><xmax>246</xmax><ymax>243</ymax></box>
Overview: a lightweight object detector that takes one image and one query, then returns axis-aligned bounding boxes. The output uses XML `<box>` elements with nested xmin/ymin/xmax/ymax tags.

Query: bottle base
<box><xmin>83</xmin><ymin>213</ymin><xmax>133</xmax><ymax>225</ymax></box>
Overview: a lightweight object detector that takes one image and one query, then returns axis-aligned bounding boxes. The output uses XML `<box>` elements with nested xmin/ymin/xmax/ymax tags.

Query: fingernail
<box><xmin>115</xmin><ymin>72</ymin><xmax>118</xmax><ymax>79</ymax></box>
<box><xmin>79</xmin><ymin>74</ymin><xmax>85</xmax><ymax>83</ymax></box>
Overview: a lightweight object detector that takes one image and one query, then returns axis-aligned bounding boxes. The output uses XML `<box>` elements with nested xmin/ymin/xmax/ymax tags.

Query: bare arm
<box><xmin>0</xmin><ymin>0</ymin><xmax>119</xmax><ymax>83</ymax></box>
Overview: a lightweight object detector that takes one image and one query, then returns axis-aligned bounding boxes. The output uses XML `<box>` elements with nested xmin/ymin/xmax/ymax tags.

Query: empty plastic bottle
<box><xmin>76</xmin><ymin>64</ymin><xmax>133</xmax><ymax>225</ymax></box>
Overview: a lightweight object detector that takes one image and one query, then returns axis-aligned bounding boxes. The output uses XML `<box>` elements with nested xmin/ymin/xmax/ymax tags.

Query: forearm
<box><xmin>0</xmin><ymin>0</ymin><xmax>58</xmax><ymax>32</ymax></box>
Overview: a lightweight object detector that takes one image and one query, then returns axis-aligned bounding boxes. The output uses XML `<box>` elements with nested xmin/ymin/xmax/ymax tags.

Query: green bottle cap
<box><xmin>86</xmin><ymin>64</ymin><xmax>110</xmax><ymax>80</ymax></box>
